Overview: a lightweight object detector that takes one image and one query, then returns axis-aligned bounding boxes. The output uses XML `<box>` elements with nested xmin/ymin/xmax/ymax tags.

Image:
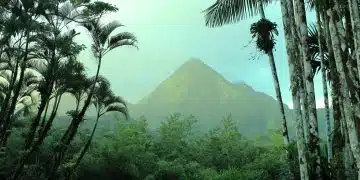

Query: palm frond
<box><xmin>105</xmin><ymin>96</ymin><xmax>127</xmax><ymax>108</ymax></box>
<box><xmin>109</xmin><ymin>32</ymin><xmax>137</xmax><ymax>47</ymax></box>
<box><xmin>0</xmin><ymin>78</ymin><xmax>9</xmax><ymax>92</ymax></box>
<box><xmin>250</xmin><ymin>18</ymin><xmax>278</xmax><ymax>54</ymax></box>
<box><xmin>0</xmin><ymin>70</ymin><xmax>12</xmax><ymax>82</ymax></box>
<box><xmin>307</xmin><ymin>23</ymin><xmax>328</xmax><ymax>62</ymax></box>
<box><xmin>104</xmin><ymin>104</ymin><xmax>128</xmax><ymax>119</ymax></box>
<box><xmin>203</xmin><ymin>0</ymin><xmax>273</xmax><ymax>27</ymax></box>
<box><xmin>27</xmin><ymin>58</ymin><xmax>48</xmax><ymax>75</ymax></box>
<box><xmin>82</xmin><ymin>19</ymin><xmax>101</xmax><ymax>48</ymax></box>
<box><xmin>58</xmin><ymin>1</ymin><xmax>75</xmax><ymax>20</ymax></box>
<box><xmin>93</xmin><ymin>76</ymin><xmax>112</xmax><ymax>102</ymax></box>
<box><xmin>99</xmin><ymin>20</ymin><xmax>123</xmax><ymax>46</ymax></box>
<box><xmin>109</xmin><ymin>39</ymin><xmax>138</xmax><ymax>51</ymax></box>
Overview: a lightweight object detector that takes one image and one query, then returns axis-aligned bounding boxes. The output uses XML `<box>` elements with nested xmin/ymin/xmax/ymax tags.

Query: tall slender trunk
<box><xmin>64</xmin><ymin>113</ymin><xmax>100</xmax><ymax>179</ymax></box>
<box><xmin>268</xmin><ymin>51</ymin><xmax>291</xmax><ymax>147</ymax></box>
<box><xmin>291</xmin><ymin>3</ymin><xmax>310</xmax><ymax>145</ymax></box>
<box><xmin>293</xmin><ymin>0</ymin><xmax>322</xmax><ymax>178</ymax></box>
<box><xmin>327</xmin><ymin>7</ymin><xmax>360</xmax><ymax>179</ymax></box>
<box><xmin>316</xmin><ymin>9</ymin><xmax>332</xmax><ymax>164</ymax></box>
<box><xmin>73</xmin><ymin>115</ymin><xmax>100</xmax><ymax>170</ymax></box>
<box><xmin>291</xmin><ymin>0</ymin><xmax>311</xmax><ymax>145</ymax></box>
<box><xmin>300</xmin><ymin>81</ymin><xmax>310</xmax><ymax>144</ymax></box>
<box><xmin>259</xmin><ymin>0</ymin><xmax>291</xmax><ymax>164</ymax></box>
<box><xmin>38</xmin><ymin>100</ymin><xmax>51</xmax><ymax>137</ymax></box>
<box><xmin>297</xmin><ymin>25</ymin><xmax>310</xmax><ymax>146</ymax></box>
<box><xmin>323</xmin><ymin>11</ymin><xmax>345</xmax><ymax>180</ymax></box>
<box><xmin>38</xmin><ymin>94</ymin><xmax>62</xmax><ymax>144</ymax></box>
<box><xmin>279</xmin><ymin>0</ymin><xmax>309</xmax><ymax>179</ymax></box>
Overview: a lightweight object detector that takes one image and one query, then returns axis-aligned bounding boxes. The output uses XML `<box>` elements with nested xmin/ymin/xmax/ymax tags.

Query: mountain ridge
<box><xmin>129</xmin><ymin>58</ymin><xmax>295</xmax><ymax>136</ymax></box>
<box><xmin>52</xmin><ymin>58</ymin><xmax>332</xmax><ymax>138</ymax></box>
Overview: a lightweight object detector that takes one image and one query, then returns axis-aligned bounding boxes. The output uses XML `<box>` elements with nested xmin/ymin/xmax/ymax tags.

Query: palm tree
<box><xmin>203</xmin><ymin>0</ymin><xmax>292</xmax><ymax>171</ymax></box>
<box><xmin>36</xmin><ymin>58</ymin><xmax>87</xmax><ymax>147</ymax></box>
<box><xmin>46</xmin><ymin>16</ymin><xmax>137</xmax><ymax>179</ymax></box>
<box><xmin>7</xmin><ymin>1</ymin><xmax>88</xmax><ymax>175</ymax></box>
<box><xmin>65</xmin><ymin>76</ymin><xmax>128</xmax><ymax>177</ymax></box>
<box><xmin>0</xmin><ymin>14</ymin><xmax>32</xmax><ymax>141</ymax></box>
<box><xmin>22</xmin><ymin>27</ymin><xmax>84</xmax><ymax>150</ymax></box>
<box><xmin>8</xmin><ymin>56</ymin><xmax>89</xmax><ymax>180</ymax></box>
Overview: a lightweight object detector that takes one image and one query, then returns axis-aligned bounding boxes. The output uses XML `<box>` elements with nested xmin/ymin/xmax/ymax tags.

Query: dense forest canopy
<box><xmin>1</xmin><ymin>0</ymin><xmax>360</xmax><ymax>180</ymax></box>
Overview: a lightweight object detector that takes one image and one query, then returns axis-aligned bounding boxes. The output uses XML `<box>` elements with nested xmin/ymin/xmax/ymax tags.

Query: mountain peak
<box><xmin>176</xmin><ymin>58</ymin><xmax>214</xmax><ymax>73</ymax></box>
<box><xmin>181</xmin><ymin>58</ymin><xmax>207</xmax><ymax>66</ymax></box>
<box><xmin>131</xmin><ymin>58</ymin><xmax>294</xmax><ymax>136</ymax></box>
<box><xmin>136</xmin><ymin>58</ymin><xmax>231</xmax><ymax>104</ymax></box>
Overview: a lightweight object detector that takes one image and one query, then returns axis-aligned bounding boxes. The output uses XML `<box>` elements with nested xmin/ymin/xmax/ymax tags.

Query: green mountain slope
<box><xmin>53</xmin><ymin>58</ymin><xmax>331</xmax><ymax>139</ymax></box>
<box><xmin>130</xmin><ymin>59</ymin><xmax>295</xmax><ymax>136</ymax></box>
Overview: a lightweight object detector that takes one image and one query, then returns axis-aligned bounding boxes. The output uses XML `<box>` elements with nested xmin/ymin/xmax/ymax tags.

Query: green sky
<box><xmin>73</xmin><ymin>0</ymin><xmax>326</xmax><ymax>109</ymax></box>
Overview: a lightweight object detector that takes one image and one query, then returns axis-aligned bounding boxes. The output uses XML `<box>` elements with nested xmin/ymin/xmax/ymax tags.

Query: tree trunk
<box><xmin>293</xmin><ymin>0</ymin><xmax>322</xmax><ymax>178</ymax></box>
<box><xmin>323</xmin><ymin>11</ymin><xmax>346</xmax><ymax>180</ymax></box>
<box><xmin>73</xmin><ymin>115</ymin><xmax>100</xmax><ymax>170</ymax></box>
<box><xmin>38</xmin><ymin>100</ymin><xmax>51</xmax><ymax>137</ymax></box>
<box><xmin>291</xmin><ymin>4</ymin><xmax>310</xmax><ymax>145</ymax></box>
<box><xmin>300</xmin><ymin>81</ymin><xmax>310</xmax><ymax>144</ymax></box>
<box><xmin>259</xmin><ymin>0</ymin><xmax>291</xmax><ymax>166</ymax></box>
<box><xmin>316</xmin><ymin>9</ymin><xmax>332</xmax><ymax>164</ymax></box>
<box><xmin>327</xmin><ymin>7</ymin><xmax>360</xmax><ymax>179</ymax></box>
<box><xmin>268</xmin><ymin>51</ymin><xmax>291</xmax><ymax>147</ymax></box>
<box><xmin>279</xmin><ymin>0</ymin><xmax>309</xmax><ymax>179</ymax></box>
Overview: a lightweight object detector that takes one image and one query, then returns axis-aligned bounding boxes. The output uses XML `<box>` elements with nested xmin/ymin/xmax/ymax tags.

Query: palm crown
<box><xmin>82</xmin><ymin>19</ymin><xmax>138</xmax><ymax>59</ymax></box>
<box><xmin>203</xmin><ymin>0</ymin><xmax>273</xmax><ymax>27</ymax></box>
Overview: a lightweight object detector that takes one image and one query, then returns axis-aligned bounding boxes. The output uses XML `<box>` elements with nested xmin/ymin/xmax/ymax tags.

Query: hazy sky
<box><xmin>74</xmin><ymin>0</ymin><xmax>327</xmax><ymax>109</ymax></box>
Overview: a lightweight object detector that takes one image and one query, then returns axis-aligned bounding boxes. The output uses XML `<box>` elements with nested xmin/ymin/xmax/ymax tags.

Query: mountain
<box><xmin>53</xmin><ymin>58</ymin><xmax>331</xmax><ymax>138</ymax></box>
<box><xmin>130</xmin><ymin>59</ymin><xmax>296</xmax><ymax>136</ymax></box>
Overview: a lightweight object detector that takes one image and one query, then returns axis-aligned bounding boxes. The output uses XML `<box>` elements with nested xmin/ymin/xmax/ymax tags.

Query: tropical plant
<box><xmin>46</xmin><ymin>6</ymin><xmax>138</xmax><ymax>178</ymax></box>
<box><xmin>203</xmin><ymin>2</ymin><xmax>292</xmax><ymax>178</ymax></box>
<box><xmin>67</xmin><ymin>76</ymin><xmax>128</xmax><ymax>175</ymax></box>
